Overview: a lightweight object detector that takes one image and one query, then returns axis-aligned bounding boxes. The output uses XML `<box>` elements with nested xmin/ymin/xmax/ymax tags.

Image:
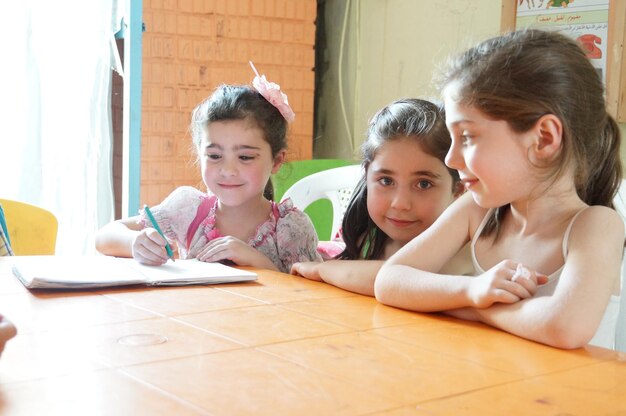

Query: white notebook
<box><xmin>9</xmin><ymin>255</ymin><xmax>257</xmax><ymax>289</ymax></box>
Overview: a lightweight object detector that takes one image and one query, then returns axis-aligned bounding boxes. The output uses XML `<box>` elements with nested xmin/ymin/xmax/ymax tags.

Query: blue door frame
<box><xmin>115</xmin><ymin>0</ymin><xmax>143</xmax><ymax>217</ymax></box>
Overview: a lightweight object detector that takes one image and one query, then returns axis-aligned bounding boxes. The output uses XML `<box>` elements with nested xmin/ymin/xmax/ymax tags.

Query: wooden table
<box><xmin>0</xmin><ymin>259</ymin><xmax>624</xmax><ymax>415</ymax></box>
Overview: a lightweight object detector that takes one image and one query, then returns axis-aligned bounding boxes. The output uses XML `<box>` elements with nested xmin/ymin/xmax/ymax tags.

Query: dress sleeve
<box><xmin>275</xmin><ymin>203</ymin><xmax>323</xmax><ymax>271</ymax></box>
<box><xmin>138</xmin><ymin>186</ymin><xmax>205</xmax><ymax>247</ymax></box>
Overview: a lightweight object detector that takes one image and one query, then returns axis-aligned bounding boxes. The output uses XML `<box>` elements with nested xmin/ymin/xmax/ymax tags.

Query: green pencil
<box><xmin>144</xmin><ymin>205</ymin><xmax>174</xmax><ymax>261</ymax></box>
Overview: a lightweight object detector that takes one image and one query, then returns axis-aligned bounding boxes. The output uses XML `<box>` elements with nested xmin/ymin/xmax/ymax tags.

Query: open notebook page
<box><xmin>8</xmin><ymin>256</ymin><xmax>256</xmax><ymax>289</ymax></box>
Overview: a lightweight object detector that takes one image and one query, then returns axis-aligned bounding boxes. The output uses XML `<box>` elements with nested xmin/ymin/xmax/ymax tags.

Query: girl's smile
<box><xmin>460</xmin><ymin>177</ymin><xmax>478</xmax><ymax>190</ymax></box>
<box><xmin>385</xmin><ymin>217</ymin><xmax>419</xmax><ymax>228</ymax></box>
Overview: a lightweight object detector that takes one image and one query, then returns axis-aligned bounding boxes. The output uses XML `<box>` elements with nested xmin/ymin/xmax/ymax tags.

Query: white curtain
<box><xmin>0</xmin><ymin>0</ymin><xmax>125</xmax><ymax>255</ymax></box>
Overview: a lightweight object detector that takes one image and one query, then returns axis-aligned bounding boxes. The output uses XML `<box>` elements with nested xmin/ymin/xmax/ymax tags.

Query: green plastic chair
<box><xmin>272</xmin><ymin>159</ymin><xmax>358</xmax><ymax>240</ymax></box>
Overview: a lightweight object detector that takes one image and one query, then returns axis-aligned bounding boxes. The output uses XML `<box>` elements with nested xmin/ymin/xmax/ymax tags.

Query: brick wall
<box><xmin>137</xmin><ymin>0</ymin><xmax>317</xmax><ymax>207</ymax></box>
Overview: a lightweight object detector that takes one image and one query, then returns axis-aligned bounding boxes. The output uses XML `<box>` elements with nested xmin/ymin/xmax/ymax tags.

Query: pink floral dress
<box><xmin>139</xmin><ymin>186</ymin><xmax>322</xmax><ymax>273</ymax></box>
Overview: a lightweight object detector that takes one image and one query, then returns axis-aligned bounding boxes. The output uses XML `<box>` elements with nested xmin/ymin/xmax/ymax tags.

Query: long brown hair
<box><xmin>438</xmin><ymin>29</ymin><xmax>622</xmax><ymax>237</ymax></box>
<box><xmin>338</xmin><ymin>98</ymin><xmax>460</xmax><ymax>260</ymax></box>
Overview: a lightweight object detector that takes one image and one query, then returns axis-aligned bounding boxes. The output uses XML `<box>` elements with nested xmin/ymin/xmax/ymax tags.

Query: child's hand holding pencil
<box><xmin>130</xmin><ymin>205</ymin><xmax>175</xmax><ymax>266</ymax></box>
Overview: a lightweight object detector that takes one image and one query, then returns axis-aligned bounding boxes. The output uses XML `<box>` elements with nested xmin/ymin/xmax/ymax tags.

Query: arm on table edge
<box><xmin>466</xmin><ymin>206</ymin><xmax>625</xmax><ymax>349</ymax></box>
<box><xmin>95</xmin><ymin>216</ymin><xmax>143</xmax><ymax>258</ymax></box>
<box><xmin>317</xmin><ymin>259</ymin><xmax>385</xmax><ymax>296</ymax></box>
<box><xmin>375</xmin><ymin>193</ymin><xmax>481</xmax><ymax>311</ymax></box>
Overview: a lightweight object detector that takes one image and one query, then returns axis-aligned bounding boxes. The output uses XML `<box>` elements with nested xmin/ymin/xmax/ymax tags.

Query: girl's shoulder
<box><xmin>272</xmin><ymin>198</ymin><xmax>317</xmax><ymax>232</ymax></box>
<box><xmin>165</xmin><ymin>186</ymin><xmax>207</xmax><ymax>201</ymax></box>
<box><xmin>570</xmin><ymin>205</ymin><xmax>625</xmax><ymax>238</ymax></box>
<box><xmin>273</xmin><ymin>198</ymin><xmax>305</xmax><ymax>219</ymax></box>
<box><xmin>154</xmin><ymin>186</ymin><xmax>211</xmax><ymax>219</ymax></box>
<box><xmin>161</xmin><ymin>186</ymin><xmax>209</xmax><ymax>207</ymax></box>
<box><xmin>444</xmin><ymin>192</ymin><xmax>490</xmax><ymax>237</ymax></box>
<box><xmin>563</xmin><ymin>205</ymin><xmax>625</xmax><ymax>267</ymax></box>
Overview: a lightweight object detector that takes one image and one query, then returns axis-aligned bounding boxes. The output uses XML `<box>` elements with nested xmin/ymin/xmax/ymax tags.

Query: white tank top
<box><xmin>471</xmin><ymin>208</ymin><xmax>620</xmax><ymax>350</ymax></box>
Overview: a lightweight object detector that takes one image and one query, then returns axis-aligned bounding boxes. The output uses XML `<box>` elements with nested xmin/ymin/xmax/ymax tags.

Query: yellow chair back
<box><xmin>0</xmin><ymin>199</ymin><xmax>58</xmax><ymax>255</ymax></box>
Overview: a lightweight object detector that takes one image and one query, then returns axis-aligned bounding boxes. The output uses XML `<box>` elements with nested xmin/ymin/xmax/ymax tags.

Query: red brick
<box><xmin>251</xmin><ymin>0</ymin><xmax>264</xmax><ymax>16</ymax></box>
<box><xmin>214</xmin><ymin>41</ymin><xmax>226</xmax><ymax>61</ymax></box>
<box><xmin>275</xmin><ymin>0</ymin><xmax>286</xmax><ymax>18</ymax></box>
<box><xmin>178</xmin><ymin>39</ymin><xmax>193</xmax><ymax>60</ymax></box>
<box><xmin>216</xmin><ymin>17</ymin><xmax>227</xmax><ymax>37</ymax></box>
<box><xmin>293</xmin><ymin>46</ymin><xmax>303</xmax><ymax>66</ymax></box>
<box><xmin>302</xmin><ymin>91</ymin><xmax>314</xmax><ymax>112</ymax></box>
<box><xmin>262</xmin><ymin>44</ymin><xmax>273</xmax><ymax>64</ymax></box>
<box><xmin>272</xmin><ymin>45</ymin><xmax>283</xmax><ymax>65</ymax></box>
<box><xmin>163</xmin><ymin>63</ymin><xmax>177</xmax><ymax>84</ymax></box>
<box><xmin>288</xmin><ymin>90</ymin><xmax>302</xmax><ymax>112</ymax></box>
<box><xmin>261</xmin><ymin>20</ymin><xmax>271</xmax><ymax>40</ymax></box>
<box><xmin>151</xmin><ymin>37</ymin><xmax>162</xmax><ymax>57</ymax></box>
<box><xmin>162</xmin><ymin>38</ymin><xmax>175</xmax><ymax>58</ymax></box>
<box><xmin>304</xmin><ymin>47</ymin><xmax>314</xmax><ymax>68</ymax></box>
<box><xmin>237</xmin><ymin>0</ymin><xmax>250</xmax><ymax>15</ymax></box>
<box><xmin>215</xmin><ymin>0</ymin><xmax>226</xmax><ymax>15</ymax></box>
<box><xmin>293</xmin><ymin>23</ymin><xmax>304</xmax><ymax>42</ymax></box>
<box><xmin>188</xmin><ymin>16</ymin><xmax>202</xmax><ymax>36</ymax></box>
<box><xmin>270</xmin><ymin>21</ymin><xmax>282</xmax><ymax>41</ymax></box>
<box><xmin>198</xmin><ymin>64</ymin><xmax>210</xmax><ymax>86</ymax></box>
<box><xmin>285</xmin><ymin>0</ymin><xmax>295</xmax><ymax>19</ymax></box>
<box><xmin>295</xmin><ymin>0</ymin><xmax>306</xmax><ymax>20</ymax></box>
<box><xmin>304</xmin><ymin>0</ymin><xmax>316</xmax><ymax>19</ymax></box>
<box><xmin>250</xmin><ymin>19</ymin><xmax>261</xmax><ymax>39</ymax></box>
<box><xmin>283</xmin><ymin>21</ymin><xmax>293</xmax><ymax>40</ymax></box>
<box><xmin>265</xmin><ymin>0</ymin><xmax>275</xmax><ymax>17</ymax></box>
<box><xmin>193</xmin><ymin>40</ymin><xmax>213</xmax><ymax>61</ymax></box>
<box><xmin>283</xmin><ymin>46</ymin><xmax>294</xmax><ymax>66</ymax></box>
<box><xmin>177</xmin><ymin>15</ymin><xmax>189</xmax><ymax>35</ymax></box>
<box><xmin>163</xmin><ymin>0</ymin><xmax>177</xmax><ymax>10</ymax></box>
<box><xmin>193</xmin><ymin>0</ymin><xmax>205</xmax><ymax>13</ymax></box>
<box><xmin>163</xmin><ymin>87</ymin><xmax>174</xmax><ymax>108</ymax></box>
<box><xmin>142</xmin><ymin>63</ymin><xmax>152</xmax><ymax>83</ymax></box>
<box><xmin>164</xmin><ymin>13</ymin><xmax>177</xmax><ymax>33</ymax></box>
<box><xmin>178</xmin><ymin>0</ymin><xmax>193</xmax><ymax>12</ymax></box>
<box><xmin>304</xmin><ymin>24</ymin><xmax>315</xmax><ymax>45</ymax></box>
<box><xmin>303</xmin><ymin>70</ymin><xmax>314</xmax><ymax>88</ymax></box>
<box><xmin>238</xmin><ymin>17</ymin><xmax>250</xmax><ymax>39</ymax></box>
<box><xmin>198</xmin><ymin>16</ymin><xmax>212</xmax><ymax>37</ymax></box>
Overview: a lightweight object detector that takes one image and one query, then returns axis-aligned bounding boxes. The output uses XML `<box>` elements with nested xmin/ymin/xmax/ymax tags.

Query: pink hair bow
<box><xmin>249</xmin><ymin>61</ymin><xmax>295</xmax><ymax>123</ymax></box>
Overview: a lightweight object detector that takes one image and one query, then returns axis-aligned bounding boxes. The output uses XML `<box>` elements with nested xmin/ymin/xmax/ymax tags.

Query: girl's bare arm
<box><xmin>292</xmin><ymin>260</ymin><xmax>385</xmax><ymax>296</ymax></box>
<box><xmin>469</xmin><ymin>206</ymin><xmax>624</xmax><ymax>349</ymax></box>
<box><xmin>375</xmin><ymin>193</ymin><xmax>482</xmax><ymax>309</ymax></box>
<box><xmin>95</xmin><ymin>216</ymin><xmax>144</xmax><ymax>257</ymax></box>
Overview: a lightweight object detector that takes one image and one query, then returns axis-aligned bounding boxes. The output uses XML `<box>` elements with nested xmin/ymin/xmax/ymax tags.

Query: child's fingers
<box><xmin>491</xmin><ymin>289</ymin><xmax>521</xmax><ymax>305</ymax></box>
<box><xmin>290</xmin><ymin>263</ymin><xmax>303</xmax><ymax>276</ymax></box>
<box><xmin>198</xmin><ymin>240</ymin><xmax>236</xmax><ymax>263</ymax></box>
<box><xmin>535</xmin><ymin>273</ymin><xmax>549</xmax><ymax>285</ymax></box>
<box><xmin>510</xmin><ymin>264</ymin><xmax>548</xmax><ymax>293</ymax></box>
<box><xmin>501</xmin><ymin>280</ymin><xmax>532</xmax><ymax>300</ymax></box>
<box><xmin>511</xmin><ymin>276</ymin><xmax>538</xmax><ymax>296</ymax></box>
<box><xmin>290</xmin><ymin>262</ymin><xmax>322</xmax><ymax>281</ymax></box>
<box><xmin>145</xmin><ymin>228</ymin><xmax>169</xmax><ymax>247</ymax></box>
<box><xmin>134</xmin><ymin>246</ymin><xmax>168</xmax><ymax>265</ymax></box>
<box><xmin>132</xmin><ymin>231</ymin><xmax>168</xmax><ymax>265</ymax></box>
<box><xmin>198</xmin><ymin>237</ymin><xmax>248</xmax><ymax>263</ymax></box>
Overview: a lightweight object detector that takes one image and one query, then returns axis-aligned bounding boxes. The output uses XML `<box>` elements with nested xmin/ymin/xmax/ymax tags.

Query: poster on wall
<box><xmin>515</xmin><ymin>0</ymin><xmax>609</xmax><ymax>85</ymax></box>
